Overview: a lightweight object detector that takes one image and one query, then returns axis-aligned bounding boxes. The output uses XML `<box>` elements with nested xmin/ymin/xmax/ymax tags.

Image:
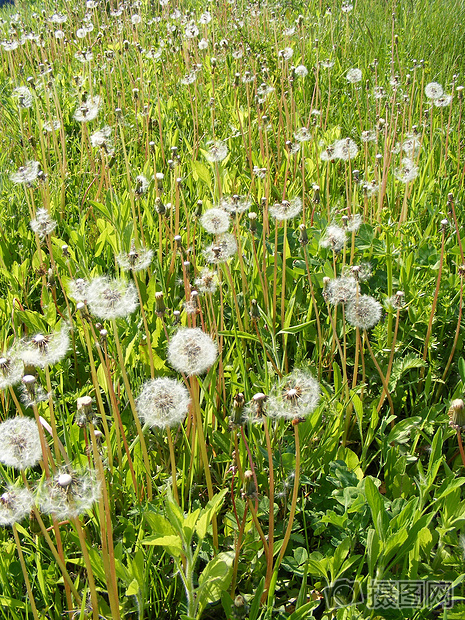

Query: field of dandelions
<box><xmin>1</xmin><ymin>0</ymin><xmax>465</xmax><ymax>618</ymax></box>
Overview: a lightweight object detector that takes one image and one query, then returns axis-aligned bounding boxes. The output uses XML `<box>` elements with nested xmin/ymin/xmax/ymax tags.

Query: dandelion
<box><xmin>325</xmin><ymin>276</ymin><xmax>359</xmax><ymax>306</ymax></box>
<box><xmin>200</xmin><ymin>208</ymin><xmax>231</xmax><ymax>234</ymax></box>
<box><xmin>90</xmin><ymin>125</ymin><xmax>112</xmax><ymax>147</ymax></box>
<box><xmin>86</xmin><ymin>276</ymin><xmax>138</xmax><ymax>320</ymax></box>
<box><xmin>294</xmin><ymin>127</ymin><xmax>311</xmax><ymax>142</ymax></box>
<box><xmin>346</xmin><ymin>68</ymin><xmax>362</xmax><ymax>83</ymax></box>
<box><xmin>267</xmin><ymin>369</ymin><xmax>320</xmax><ymax>420</ymax></box>
<box><xmin>203</xmin><ymin>233</ymin><xmax>238</xmax><ymax>263</ymax></box>
<box><xmin>243</xmin><ymin>392</ymin><xmax>268</xmax><ymax>424</ymax></box>
<box><xmin>401</xmin><ymin>135</ymin><xmax>421</xmax><ymax>157</ymax></box>
<box><xmin>345</xmin><ymin>295</ymin><xmax>382</xmax><ymax>329</ymax></box>
<box><xmin>116</xmin><ymin>241</ymin><xmax>153</xmax><ymax>272</ymax></box>
<box><xmin>345</xmin><ymin>213</ymin><xmax>363</xmax><ymax>232</ymax></box>
<box><xmin>361</xmin><ymin>129</ymin><xmax>377</xmax><ymax>143</ymax></box>
<box><xmin>434</xmin><ymin>94</ymin><xmax>452</xmax><ymax>107</ymax></box>
<box><xmin>136</xmin><ymin>378</ymin><xmax>191</xmax><ymax>428</ymax></box>
<box><xmin>131</xmin><ymin>14</ymin><xmax>142</xmax><ymax>25</ymax></box>
<box><xmin>10</xmin><ymin>161</ymin><xmax>41</xmax><ymax>186</ymax></box>
<box><xmin>219</xmin><ymin>195</ymin><xmax>252</xmax><ymax>214</ymax></box>
<box><xmin>334</xmin><ymin>138</ymin><xmax>359</xmax><ymax>160</ymax></box>
<box><xmin>448</xmin><ymin>399</ymin><xmax>465</xmax><ymax>430</ymax></box>
<box><xmin>425</xmin><ymin>82</ymin><xmax>443</xmax><ymax>100</ymax></box>
<box><xmin>0</xmin><ymin>486</ymin><xmax>34</xmax><ymax>526</ymax></box>
<box><xmin>204</xmin><ymin>140</ymin><xmax>228</xmax><ymax>163</ymax></box>
<box><xmin>195</xmin><ymin>268</ymin><xmax>219</xmax><ymax>294</ymax></box>
<box><xmin>341</xmin><ymin>1</ymin><xmax>354</xmax><ymax>12</ymax></box>
<box><xmin>0</xmin><ymin>417</ymin><xmax>42</xmax><ymax>470</ymax></box>
<box><xmin>198</xmin><ymin>38</ymin><xmax>208</xmax><ymax>50</ymax></box>
<box><xmin>38</xmin><ymin>469</ymin><xmax>101</xmax><ymax>519</ymax></box>
<box><xmin>320</xmin><ymin>59</ymin><xmax>335</xmax><ymax>69</ymax></box>
<box><xmin>0</xmin><ymin>353</ymin><xmax>23</xmax><ymax>390</ymax></box>
<box><xmin>184</xmin><ymin>21</ymin><xmax>199</xmax><ymax>38</ymax></box>
<box><xmin>320</xmin><ymin>144</ymin><xmax>336</xmax><ymax>161</ymax></box>
<box><xmin>167</xmin><ymin>327</ymin><xmax>218</xmax><ymax>376</ymax></box>
<box><xmin>278</xmin><ymin>47</ymin><xmax>293</xmax><ymax>60</ymax></box>
<box><xmin>19</xmin><ymin>325</ymin><xmax>70</xmax><ymax>369</ymax></box>
<box><xmin>395</xmin><ymin>157</ymin><xmax>418</xmax><ymax>183</ymax></box>
<box><xmin>20</xmin><ymin>375</ymin><xmax>49</xmax><ymax>408</ymax></box>
<box><xmin>13</xmin><ymin>86</ymin><xmax>33</xmax><ymax>108</ymax></box>
<box><xmin>30</xmin><ymin>208</ymin><xmax>57</xmax><ymax>240</ymax></box>
<box><xmin>269</xmin><ymin>197</ymin><xmax>302</xmax><ymax>221</ymax></box>
<box><xmin>43</xmin><ymin>119</ymin><xmax>61</xmax><ymax>132</ymax></box>
<box><xmin>294</xmin><ymin>64</ymin><xmax>308</xmax><ymax>77</ymax></box>
<box><xmin>68</xmin><ymin>278</ymin><xmax>89</xmax><ymax>303</ymax></box>
<box><xmin>320</xmin><ymin>225</ymin><xmax>347</xmax><ymax>252</ymax></box>
<box><xmin>73</xmin><ymin>96</ymin><xmax>101</xmax><ymax>122</ymax></box>
<box><xmin>135</xmin><ymin>175</ymin><xmax>149</xmax><ymax>195</ymax></box>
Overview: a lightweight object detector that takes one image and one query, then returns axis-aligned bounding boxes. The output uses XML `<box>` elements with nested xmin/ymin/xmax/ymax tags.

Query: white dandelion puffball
<box><xmin>268</xmin><ymin>369</ymin><xmax>320</xmax><ymax>420</ymax></box>
<box><xmin>168</xmin><ymin>328</ymin><xmax>218</xmax><ymax>376</ymax></box>
<box><xmin>200</xmin><ymin>208</ymin><xmax>231</xmax><ymax>234</ymax></box>
<box><xmin>38</xmin><ymin>469</ymin><xmax>101</xmax><ymax>520</ymax></box>
<box><xmin>87</xmin><ymin>276</ymin><xmax>138</xmax><ymax>320</ymax></box>
<box><xmin>346</xmin><ymin>295</ymin><xmax>382</xmax><ymax>329</ymax></box>
<box><xmin>269</xmin><ymin>197</ymin><xmax>302</xmax><ymax>221</ymax></box>
<box><xmin>0</xmin><ymin>486</ymin><xmax>34</xmax><ymax>526</ymax></box>
<box><xmin>18</xmin><ymin>325</ymin><xmax>70</xmax><ymax>369</ymax></box>
<box><xmin>136</xmin><ymin>378</ymin><xmax>191</xmax><ymax>428</ymax></box>
<box><xmin>425</xmin><ymin>82</ymin><xmax>443</xmax><ymax>100</ymax></box>
<box><xmin>0</xmin><ymin>417</ymin><xmax>42</xmax><ymax>470</ymax></box>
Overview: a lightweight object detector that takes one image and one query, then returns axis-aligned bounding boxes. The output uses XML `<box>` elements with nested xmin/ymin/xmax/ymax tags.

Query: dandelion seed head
<box><xmin>346</xmin><ymin>295</ymin><xmax>382</xmax><ymax>329</ymax></box>
<box><xmin>86</xmin><ymin>276</ymin><xmax>138</xmax><ymax>319</ymax></box>
<box><xmin>294</xmin><ymin>64</ymin><xmax>308</xmax><ymax>77</ymax></box>
<box><xmin>203</xmin><ymin>233</ymin><xmax>237</xmax><ymax>263</ymax></box>
<box><xmin>346</xmin><ymin>68</ymin><xmax>362</xmax><ymax>83</ymax></box>
<box><xmin>434</xmin><ymin>94</ymin><xmax>452</xmax><ymax>107</ymax></box>
<box><xmin>30</xmin><ymin>208</ymin><xmax>57</xmax><ymax>240</ymax></box>
<box><xmin>425</xmin><ymin>81</ymin><xmax>443</xmax><ymax>99</ymax></box>
<box><xmin>13</xmin><ymin>86</ymin><xmax>33</xmax><ymax>108</ymax></box>
<box><xmin>10</xmin><ymin>161</ymin><xmax>41</xmax><ymax>186</ymax></box>
<box><xmin>200</xmin><ymin>208</ymin><xmax>231</xmax><ymax>234</ymax></box>
<box><xmin>268</xmin><ymin>369</ymin><xmax>320</xmax><ymax>420</ymax></box>
<box><xmin>204</xmin><ymin>140</ymin><xmax>228</xmax><ymax>162</ymax></box>
<box><xmin>38</xmin><ymin>469</ymin><xmax>101</xmax><ymax>519</ymax></box>
<box><xmin>325</xmin><ymin>276</ymin><xmax>359</xmax><ymax>306</ymax></box>
<box><xmin>0</xmin><ymin>417</ymin><xmax>42</xmax><ymax>470</ymax></box>
<box><xmin>0</xmin><ymin>354</ymin><xmax>23</xmax><ymax>390</ymax></box>
<box><xmin>334</xmin><ymin>138</ymin><xmax>358</xmax><ymax>160</ymax></box>
<box><xmin>168</xmin><ymin>327</ymin><xmax>218</xmax><ymax>376</ymax></box>
<box><xmin>19</xmin><ymin>325</ymin><xmax>70</xmax><ymax>369</ymax></box>
<box><xmin>320</xmin><ymin>225</ymin><xmax>347</xmax><ymax>252</ymax></box>
<box><xmin>195</xmin><ymin>268</ymin><xmax>219</xmax><ymax>294</ymax></box>
<box><xmin>116</xmin><ymin>243</ymin><xmax>153</xmax><ymax>272</ymax></box>
<box><xmin>395</xmin><ymin>157</ymin><xmax>418</xmax><ymax>183</ymax></box>
<box><xmin>0</xmin><ymin>486</ymin><xmax>34</xmax><ymax>526</ymax></box>
<box><xmin>136</xmin><ymin>377</ymin><xmax>190</xmax><ymax>428</ymax></box>
<box><xmin>73</xmin><ymin>96</ymin><xmax>100</xmax><ymax>122</ymax></box>
<box><xmin>294</xmin><ymin>127</ymin><xmax>311</xmax><ymax>142</ymax></box>
<box><xmin>269</xmin><ymin>197</ymin><xmax>302</xmax><ymax>221</ymax></box>
<box><xmin>219</xmin><ymin>195</ymin><xmax>252</xmax><ymax>214</ymax></box>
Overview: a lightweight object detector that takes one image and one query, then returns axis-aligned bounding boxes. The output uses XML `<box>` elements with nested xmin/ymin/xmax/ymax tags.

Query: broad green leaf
<box><xmin>196</xmin><ymin>551</ymin><xmax>235</xmax><ymax>615</ymax></box>
<box><xmin>195</xmin><ymin>489</ymin><xmax>228</xmax><ymax>541</ymax></box>
<box><xmin>144</xmin><ymin>512</ymin><xmax>177</xmax><ymax>538</ymax></box>
<box><xmin>365</xmin><ymin>477</ymin><xmax>389</xmax><ymax>542</ymax></box>
<box><xmin>141</xmin><ymin>534</ymin><xmax>183</xmax><ymax>557</ymax></box>
<box><xmin>126</xmin><ymin>578</ymin><xmax>140</xmax><ymax>597</ymax></box>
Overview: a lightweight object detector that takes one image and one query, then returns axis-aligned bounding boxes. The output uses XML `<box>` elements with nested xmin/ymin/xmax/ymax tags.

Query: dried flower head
<box><xmin>19</xmin><ymin>325</ymin><xmax>70</xmax><ymax>369</ymax></box>
<box><xmin>67</xmin><ymin>278</ymin><xmax>89</xmax><ymax>303</ymax></box>
<box><xmin>320</xmin><ymin>225</ymin><xmax>347</xmax><ymax>252</ymax></box>
<box><xmin>219</xmin><ymin>195</ymin><xmax>252</xmax><ymax>214</ymax></box>
<box><xmin>425</xmin><ymin>82</ymin><xmax>443</xmax><ymax>100</ymax></box>
<box><xmin>395</xmin><ymin>157</ymin><xmax>419</xmax><ymax>183</ymax></box>
<box><xmin>0</xmin><ymin>486</ymin><xmax>34</xmax><ymax>526</ymax></box>
<box><xmin>203</xmin><ymin>233</ymin><xmax>238</xmax><ymax>263</ymax></box>
<box><xmin>136</xmin><ymin>378</ymin><xmax>190</xmax><ymax>428</ymax></box>
<box><xmin>205</xmin><ymin>140</ymin><xmax>228</xmax><ymax>162</ymax></box>
<box><xmin>346</xmin><ymin>68</ymin><xmax>362</xmax><ymax>83</ymax></box>
<box><xmin>325</xmin><ymin>276</ymin><xmax>359</xmax><ymax>306</ymax></box>
<box><xmin>38</xmin><ymin>469</ymin><xmax>101</xmax><ymax>519</ymax></box>
<box><xmin>195</xmin><ymin>268</ymin><xmax>219</xmax><ymax>294</ymax></box>
<box><xmin>268</xmin><ymin>370</ymin><xmax>320</xmax><ymax>420</ymax></box>
<box><xmin>0</xmin><ymin>352</ymin><xmax>23</xmax><ymax>390</ymax></box>
<box><xmin>30</xmin><ymin>208</ymin><xmax>57</xmax><ymax>240</ymax></box>
<box><xmin>13</xmin><ymin>86</ymin><xmax>34</xmax><ymax>108</ymax></box>
<box><xmin>73</xmin><ymin>96</ymin><xmax>101</xmax><ymax>122</ymax></box>
<box><xmin>334</xmin><ymin>138</ymin><xmax>359</xmax><ymax>160</ymax></box>
<box><xmin>269</xmin><ymin>197</ymin><xmax>302</xmax><ymax>221</ymax></box>
<box><xmin>10</xmin><ymin>161</ymin><xmax>41</xmax><ymax>186</ymax></box>
<box><xmin>345</xmin><ymin>295</ymin><xmax>382</xmax><ymax>329</ymax></box>
<box><xmin>448</xmin><ymin>399</ymin><xmax>465</xmax><ymax>430</ymax></box>
<box><xmin>116</xmin><ymin>241</ymin><xmax>153</xmax><ymax>272</ymax></box>
<box><xmin>0</xmin><ymin>417</ymin><xmax>42</xmax><ymax>470</ymax></box>
<box><xmin>87</xmin><ymin>276</ymin><xmax>138</xmax><ymax>319</ymax></box>
<box><xmin>200</xmin><ymin>208</ymin><xmax>231</xmax><ymax>234</ymax></box>
<box><xmin>168</xmin><ymin>327</ymin><xmax>218</xmax><ymax>376</ymax></box>
<box><xmin>20</xmin><ymin>375</ymin><xmax>50</xmax><ymax>408</ymax></box>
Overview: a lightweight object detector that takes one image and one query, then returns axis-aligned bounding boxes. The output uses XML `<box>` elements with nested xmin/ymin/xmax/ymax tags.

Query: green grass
<box><xmin>0</xmin><ymin>0</ymin><xmax>465</xmax><ymax>619</ymax></box>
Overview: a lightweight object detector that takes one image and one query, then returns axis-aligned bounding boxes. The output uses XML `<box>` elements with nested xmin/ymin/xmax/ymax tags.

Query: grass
<box><xmin>0</xmin><ymin>0</ymin><xmax>465</xmax><ymax>619</ymax></box>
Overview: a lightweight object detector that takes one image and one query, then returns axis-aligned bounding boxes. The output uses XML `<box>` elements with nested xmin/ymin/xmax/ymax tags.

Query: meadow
<box><xmin>1</xmin><ymin>0</ymin><xmax>465</xmax><ymax>618</ymax></box>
